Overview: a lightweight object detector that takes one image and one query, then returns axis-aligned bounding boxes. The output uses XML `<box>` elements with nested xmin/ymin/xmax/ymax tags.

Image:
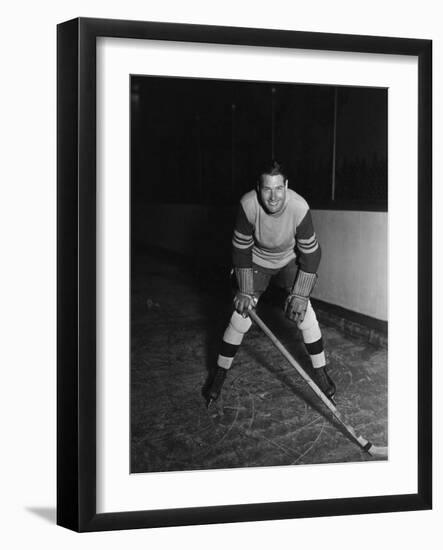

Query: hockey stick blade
<box><xmin>350</xmin><ymin>429</ymin><xmax>388</xmax><ymax>458</ymax></box>
<box><xmin>366</xmin><ymin>444</ymin><xmax>388</xmax><ymax>458</ymax></box>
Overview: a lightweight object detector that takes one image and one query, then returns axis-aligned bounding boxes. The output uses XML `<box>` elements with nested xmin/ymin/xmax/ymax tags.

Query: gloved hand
<box><xmin>285</xmin><ymin>293</ymin><xmax>309</xmax><ymax>324</ymax></box>
<box><xmin>234</xmin><ymin>291</ymin><xmax>257</xmax><ymax>317</ymax></box>
<box><xmin>285</xmin><ymin>270</ymin><xmax>317</xmax><ymax>324</ymax></box>
<box><xmin>233</xmin><ymin>267</ymin><xmax>256</xmax><ymax>317</ymax></box>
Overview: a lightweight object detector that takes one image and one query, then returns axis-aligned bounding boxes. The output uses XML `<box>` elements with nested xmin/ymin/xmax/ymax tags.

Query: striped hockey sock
<box><xmin>300</xmin><ymin>319</ymin><xmax>326</xmax><ymax>368</ymax></box>
<box><xmin>305</xmin><ymin>337</ymin><xmax>326</xmax><ymax>368</ymax></box>
<box><xmin>217</xmin><ymin>311</ymin><xmax>252</xmax><ymax>369</ymax></box>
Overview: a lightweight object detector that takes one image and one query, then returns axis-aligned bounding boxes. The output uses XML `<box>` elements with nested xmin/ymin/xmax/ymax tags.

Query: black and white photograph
<box><xmin>1</xmin><ymin>0</ymin><xmax>439</xmax><ymax>544</ymax></box>
<box><xmin>54</xmin><ymin>12</ymin><xmax>432</xmax><ymax>535</ymax></box>
<box><xmin>130</xmin><ymin>75</ymin><xmax>389</xmax><ymax>474</ymax></box>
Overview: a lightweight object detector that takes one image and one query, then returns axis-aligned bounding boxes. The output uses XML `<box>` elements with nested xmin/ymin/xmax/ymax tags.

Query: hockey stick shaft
<box><xmin>249</xmin><ymin>310</ymin><xmax>386</xmax><ymax>457</ymax></box>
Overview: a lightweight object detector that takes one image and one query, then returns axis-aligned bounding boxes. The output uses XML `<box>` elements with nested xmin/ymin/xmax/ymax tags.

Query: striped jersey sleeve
<box><xmin>232</xmin><ymin>204</ymin><xmax>254</xmax><ymax>268</ymax></box>
<box><xmin>296</xmin><ymin>210</ymin><xmax>321</xmax><ymax>273</ymax></box>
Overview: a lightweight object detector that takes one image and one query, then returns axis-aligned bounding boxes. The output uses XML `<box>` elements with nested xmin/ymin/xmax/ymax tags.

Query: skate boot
<box><xmin>314</xmin><ymin>366</ymin><xmax>336</xmax><ymax>400</ymax></box>
<box><xmin>206</xmin><ymin>367</ymin><xmax>227</xmax><ymax>407</ymax></box>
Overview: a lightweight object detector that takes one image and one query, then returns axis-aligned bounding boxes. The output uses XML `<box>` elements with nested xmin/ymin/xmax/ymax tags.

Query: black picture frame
<box><xmin>57</xmin><ymin>17</ymin><xmax>432</xmax><ymax>532</ymax></box>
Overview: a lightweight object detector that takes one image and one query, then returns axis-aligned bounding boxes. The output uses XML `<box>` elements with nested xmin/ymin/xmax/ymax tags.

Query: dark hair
<box><xmin>258</xmin><ymin>160</ymin><xmax>287</xmax><ymax>183</ymax></box>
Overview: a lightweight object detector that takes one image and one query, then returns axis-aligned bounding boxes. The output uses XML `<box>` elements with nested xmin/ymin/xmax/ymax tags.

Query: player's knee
<box><xmin>298</xmin><ymin>316</ymin><xmax>317</xmax><ymax>331</ymax></box>
<box><xmin>230</xmin><ymin>310</ymin><xmax>252</xmax><ymax>334</ymax></box>
<box><xmin>298</xmin><ymin>314</ymin><xmax>322</xmax><ymax>344</ymax></box>
<box><xmin>298</xmin><ymin>303</ymin><xmax>318</xmax><ymax>331</ymax></box>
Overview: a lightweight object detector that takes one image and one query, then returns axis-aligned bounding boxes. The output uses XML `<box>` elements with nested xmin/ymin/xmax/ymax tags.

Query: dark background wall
<box><xmin>131</xmin><ymin>76</ymin><xmax>387</xmax><ymax>209</ymax></box>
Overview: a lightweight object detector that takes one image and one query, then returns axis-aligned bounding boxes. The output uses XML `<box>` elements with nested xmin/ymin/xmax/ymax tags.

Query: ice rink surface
<box><xmin>131</xmin><ymin>249</ymin><xmax>388</xmax><ymax>473</ymax></box>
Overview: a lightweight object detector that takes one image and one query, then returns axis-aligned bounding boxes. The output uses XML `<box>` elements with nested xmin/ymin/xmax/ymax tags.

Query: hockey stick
<box><xmin>249</xmin><ymin>309</ymin><xmax>387</xmax><ymax>459</ymax></box>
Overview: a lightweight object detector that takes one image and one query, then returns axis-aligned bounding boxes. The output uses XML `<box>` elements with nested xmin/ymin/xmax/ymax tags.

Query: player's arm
<box><xmin>232</xmin><ymin>204</ymin><xmax>256</xmax><ymax>316</ymax></box>
<box><xmin>285</xmin><ymin>209</ymin><xmax>321</xmax><ymax>324</ymax></box>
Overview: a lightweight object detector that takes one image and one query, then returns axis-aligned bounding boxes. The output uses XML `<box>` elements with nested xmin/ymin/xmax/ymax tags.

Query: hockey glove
<box><xmin>234</xmin><ymin>267</ymin><xmax>257</xmax><ymax>317</ymax></box>
<box><xmin>285</xmin><ymin>270</ymin><xmax>317</xmax><ymax>324</ymax></box>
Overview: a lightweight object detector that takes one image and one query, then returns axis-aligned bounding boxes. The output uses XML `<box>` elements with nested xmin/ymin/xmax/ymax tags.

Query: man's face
<box><xmin>258</xmin><ymin>174</ymin><xmax>288</xmax><ymax>214</ymax></box>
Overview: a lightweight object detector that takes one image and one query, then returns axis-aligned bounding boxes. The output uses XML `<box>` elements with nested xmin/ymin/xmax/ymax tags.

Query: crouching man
<box><xmin>207</xmin><ymin>160</ymin><xmax>335</xmax><ymax>404</ymax></box>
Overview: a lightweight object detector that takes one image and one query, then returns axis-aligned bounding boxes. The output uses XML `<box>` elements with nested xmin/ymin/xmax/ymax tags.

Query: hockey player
<box><xmin>207</xmin><ymin>160</ymin><xmax>335</xmax><ymax>404</ymax></box>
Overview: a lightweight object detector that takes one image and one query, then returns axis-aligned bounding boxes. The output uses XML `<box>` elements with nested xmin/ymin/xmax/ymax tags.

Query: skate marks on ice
<box><xmin>130</xmin><ymin>254</ymin><xmax>387</xmax><ymax>473</ymax></box>
<box><xmin>131</xmin><ymin>314</ymin><xmax>387</xmax><ymax>473</ymax></box>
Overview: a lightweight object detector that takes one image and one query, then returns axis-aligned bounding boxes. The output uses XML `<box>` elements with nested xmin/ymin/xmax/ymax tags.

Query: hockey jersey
<box><xmin>232</xmin><ymin>188</ymin><xmax>321</xmax><ymax>273</ymax></box>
